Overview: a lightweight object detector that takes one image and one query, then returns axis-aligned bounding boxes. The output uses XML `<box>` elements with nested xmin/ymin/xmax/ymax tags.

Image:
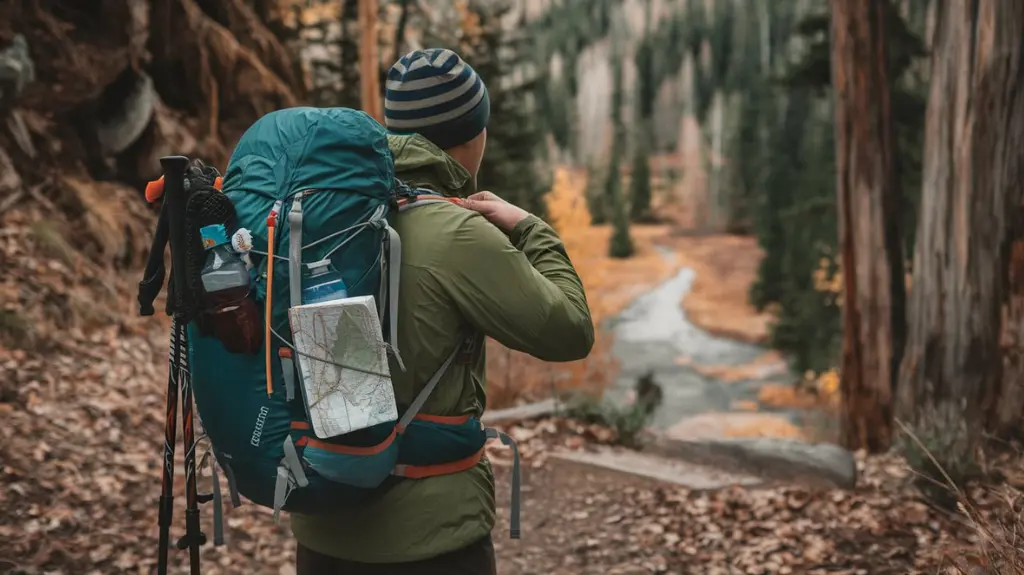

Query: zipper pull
<box><xmin>267</xmin><ymin>200</ymin><xmax>283</xmax><ymax>229</ymax></box>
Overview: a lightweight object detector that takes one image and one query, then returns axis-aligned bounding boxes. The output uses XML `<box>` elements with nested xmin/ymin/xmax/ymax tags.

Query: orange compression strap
<box><xmin>392</xmin><ymin>447</ymin><xmax>485</xmax><ymax>479</ymax></box>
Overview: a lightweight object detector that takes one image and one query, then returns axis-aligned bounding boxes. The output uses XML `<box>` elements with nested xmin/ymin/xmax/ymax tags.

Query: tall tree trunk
<box><xmin>338</xmin><ymin>0</ymin><xmax>362</xmax><ymax>110</ymax></box>
<box><xmin>358</xmin><ymin>0</ymin><xmax>382</xmax><ymax>123</ymax></box>
<box><xmin>830</xmin><ymin>0</ymin><xmax>905</xmax><ymax>452</ymax></box>
<box><xmin>897</xmin><ymin>1</ymin><xmax>1024</xmax><ymax>437</ymax></box>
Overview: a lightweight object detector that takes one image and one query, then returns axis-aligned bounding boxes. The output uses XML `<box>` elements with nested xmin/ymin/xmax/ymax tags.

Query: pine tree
<box><xmin>471</xmin><ymin>2</ymin><xmax>552</xmax><ymax>220</ymax></box>
<box><xmin>608</xmin><ymin>165</ymin><xmax>634</xmax><ymax>258</ymax></box>
<box><xmin>628</xmin><ymin>129</ymin><xmax>653</xmax><ymax>222</ymax></box>
<box><xmin>607</xmin><ymin>53</ymin><xmax>633</xmax><ymax>258</ymax></box>
<box><xmin>629</xmin><ymin>9</ymin><xmax>655</xmax><ymax>223</ymax></box>
<box><xmin>748</xmin><ymin>2</ymin><xmax>927</xmax><ymax>375</ymax></box>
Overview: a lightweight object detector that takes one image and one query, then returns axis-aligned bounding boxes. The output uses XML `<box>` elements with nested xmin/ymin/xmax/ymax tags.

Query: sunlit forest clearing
<box><xmin>1</xmin><ymin>0</ymin><xmax>1023</xmax><ymax>573</ymax></box>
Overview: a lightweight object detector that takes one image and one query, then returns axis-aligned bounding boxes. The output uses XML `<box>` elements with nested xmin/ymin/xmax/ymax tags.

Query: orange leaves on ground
<box><xmin>757</xmin><ymin>383</ymin><xmax>827</xmax><ymax>411</ymax></box>
<box><xmin>665</xmin><ymin>412</ymin><xmax>806</xmax><ymax>441</ymax></box>
<box><xmin>674</xmin><ymin>351</ymin><xmax>788</xmax><ymax>383</ymax></box>
<box><xmin>670</xmin><ymin>234</ymin><xmax>773</xmax><ymax>345</ymax></box>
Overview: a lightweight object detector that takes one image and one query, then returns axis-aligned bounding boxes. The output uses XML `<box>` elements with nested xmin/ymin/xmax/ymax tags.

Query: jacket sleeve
<box><xmin>427</xmin><ymin>213</ymin><xmax>595</xmax><ymax>362</ymax></box>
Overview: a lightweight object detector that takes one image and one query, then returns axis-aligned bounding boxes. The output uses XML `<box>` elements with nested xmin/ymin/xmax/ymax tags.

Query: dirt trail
<box><xmin>488</xmin><ymin>438</ymin><xmax>973</xmax><ymax>575</ymax></box>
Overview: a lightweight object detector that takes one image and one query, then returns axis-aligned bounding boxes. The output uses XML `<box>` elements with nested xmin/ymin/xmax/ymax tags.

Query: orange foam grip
<box><xmin>144</xmin><ymin>176</ymin><xmax>165</xmax><ymax>203</ymax></box>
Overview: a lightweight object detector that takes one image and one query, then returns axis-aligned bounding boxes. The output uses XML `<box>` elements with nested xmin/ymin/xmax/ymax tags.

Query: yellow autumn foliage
<box><xmin>486</xmin><ymin>168</ymin><xmax>681</xmax><ymax>407</ymax></box>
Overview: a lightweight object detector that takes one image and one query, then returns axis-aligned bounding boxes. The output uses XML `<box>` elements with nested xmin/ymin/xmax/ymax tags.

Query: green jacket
<box><xmin>290</xmin><ymin>134</ymin><xmax>594</xmax><ymax>563</ymax></box>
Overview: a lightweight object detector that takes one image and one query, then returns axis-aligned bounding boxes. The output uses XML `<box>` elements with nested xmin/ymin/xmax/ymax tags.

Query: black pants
<box><xmin>295</xmin><ymin>537</ymin><xmax>497</xmax><ymax>575</ymax></box>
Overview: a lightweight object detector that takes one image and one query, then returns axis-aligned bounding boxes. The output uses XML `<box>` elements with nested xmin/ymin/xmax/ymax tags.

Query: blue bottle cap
<box><xmin>200</xmin><ymin>224</ymin><xmax>229</xmax><ymax>249</ymax></box>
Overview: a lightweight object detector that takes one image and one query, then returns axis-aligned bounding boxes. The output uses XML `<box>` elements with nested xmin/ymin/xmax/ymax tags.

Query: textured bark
<box><xmin>198</xmin><ymin>0</ymin><xmax>305</xmax><ymax>100</ymax></box>
<box><xmin>897</xmin><ymin>1</ymin><xmax>1024</xmax><ymax>436</ymax></box>
<box><xmin>830</xmin><ymin>0</ymin><xmax>905</xmax><ymax>452</ymax></box>
<box><xmin>359</xmin><ymin>0</ymin><xmax>382</xmax><ymax>123</ymax></box>
<box><xmin>148</xmin><ymin>0</ymin><xmax>300</xmax><ymax>164</ymax></box>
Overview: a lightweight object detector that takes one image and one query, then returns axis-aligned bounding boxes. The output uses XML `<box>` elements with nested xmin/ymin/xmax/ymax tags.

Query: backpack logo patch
<box><xmin>250</xmin><ymin>405</ymin><xmax>270</xmax><ymax>447</ymax></box>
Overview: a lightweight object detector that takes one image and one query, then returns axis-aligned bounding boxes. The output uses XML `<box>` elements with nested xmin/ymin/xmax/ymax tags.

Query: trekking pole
<box><xmin>147</xmin><ymin>155</ymin><xmax>189</xmax><ymax>575</ymax></box>
<box><xmin>157</xmin><ymin>317</ymin><xmax>183</xmax><ymax>575</ymax></box>
<box><xmin>160</xmin><ymin>156</ymin><xmax>208</xmax><ymax>574</ymax></box>
<box><xmin>175</xmin><ymin>316</ymin><xmax>206</xmax><ymax>573</ymax></box>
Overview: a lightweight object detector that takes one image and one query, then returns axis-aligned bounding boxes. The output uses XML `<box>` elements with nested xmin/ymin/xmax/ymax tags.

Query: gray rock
<box><xmin>551</xmin><ymin>446</ymin><xmax>763</xmax><ymax>490</ymax></box>
<box><xmin>95</xmin><ymin>69</ymin><xmax>155</xmax><ymax>155</ymax></box>
<box><xmin>0</xmin><ymin>34</ymin><xmax>35</xmax><ymax>109</ymax></box>
<box><xmin>481</xmin><ymin>398</ymin><xmax>560</xmax><ymax>425</ymax></box>
<box><xmin>646</xmin><ymin>436</ymin><xmax>858</xmax><ymax>490</ymax></box>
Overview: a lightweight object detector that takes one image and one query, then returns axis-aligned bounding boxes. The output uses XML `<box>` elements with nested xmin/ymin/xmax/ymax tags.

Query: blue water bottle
<box><xmin>301</xmin><ymin>259</ymin><xmax>348</xmax><ymax>304</ymax></box>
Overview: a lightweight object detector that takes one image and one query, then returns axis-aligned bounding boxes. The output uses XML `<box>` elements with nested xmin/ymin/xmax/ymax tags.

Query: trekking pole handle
<box><xmin>160</xmin><ymin>156</ymin><xmax>191</xmax><ymax>318</ymax></box>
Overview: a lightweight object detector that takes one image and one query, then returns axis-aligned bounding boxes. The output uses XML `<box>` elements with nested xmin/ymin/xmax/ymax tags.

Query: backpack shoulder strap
<box><xmin>396</xmin><ymin>333</ymin><xmax>476</xmax><ymax>431</ymax></box>
<box><xmin>396</xmin><ymin>193</ymin><xmax>464</xmax><ymax>213</ymax></box>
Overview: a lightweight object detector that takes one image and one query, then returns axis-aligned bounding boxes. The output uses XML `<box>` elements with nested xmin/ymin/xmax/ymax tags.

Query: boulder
<box><xmin>551</xmin><ymin>445</ymin><xmax>763</xmax><ymax>490</ymax></box>
<box><xmin>0</xmin><ymin>34</ymin><xmax>35</xmax><ymax>109</ymax></box>
<box><xmin>95</xmin><ymin>69</ymin><xmax>156</xmax><ymax>155</ymax></box>
<box><xmin>482</xmin><ymin>398</ymin><xmax>561</xmax><ymax>426</ymax></box>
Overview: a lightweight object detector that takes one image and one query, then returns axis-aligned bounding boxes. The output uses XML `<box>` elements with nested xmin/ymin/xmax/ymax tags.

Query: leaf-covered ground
<box><xmin>2</xmin><ymin>342</ymin><xmax>1019</xmax><ymax>575</ymax></box>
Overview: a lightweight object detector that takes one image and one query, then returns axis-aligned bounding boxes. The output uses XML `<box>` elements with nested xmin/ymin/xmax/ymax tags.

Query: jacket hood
<box><xmin>386</xmin><ymin>133</ymin><xmax>474</xmax><ymax>198</ymax></box>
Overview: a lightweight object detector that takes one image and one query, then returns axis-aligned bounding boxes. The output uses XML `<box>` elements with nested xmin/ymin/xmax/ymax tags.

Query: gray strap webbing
<box><xmin>218</xmin><ymin>455</ymin><xmax>242</xmax><ymax>508</ymax></box>
<box><xmin>288</xmin><ymin>193</ymin><xmax>303</xmax><ymax>308</ymax></box>
<box><xmin>377</xmin><ymin>239</ymin><xmax>387</xmax><ymax>326</ymax></box>
<box><xmin>272</xmin><ymin>436</ymin><xmax>310</xmax><ymax>523</ymax></box>
<box><xmin>280</xmin><ymin>352</ymin><xmax>296</xmax><ymax>402</ymax></box>
<box><xmin>210</xmin><ymin>458</ymin><xmax>225</xmax><ymax>546</ymax></box>
<box><xmin>486</xmin><ymin>427</ymin><xmax>521</xmax><ymax>539</ymax></box>
<box><xmin>282</xmin><ymin>435</ymin><xmax>309</xmax><ymax>487</ymax></box>
<box><xmin>396</xmin><ymin>338</ymin><xmax>464</xmax><ymax>430</ymax></box>
<box><xmin>384</xmin><ymin>224</ymin><xmax>406</xmax><ymax>372</ymax></box>
<box><xmin>272</xmin><ymin>466</ymin><xmax>290</xmax><ymax>524</ymax></box>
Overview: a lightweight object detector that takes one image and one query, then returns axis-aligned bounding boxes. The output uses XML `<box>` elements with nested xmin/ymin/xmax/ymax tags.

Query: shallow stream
<box><xmin>605</xmin><ymin>251</ymin><xmax>819</xmax><ymax>434</ymax></box>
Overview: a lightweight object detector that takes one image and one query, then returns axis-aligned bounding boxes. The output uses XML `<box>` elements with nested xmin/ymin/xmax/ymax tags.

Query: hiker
<box><xmin>289</xmin><ymin>48</ymin><xmax>595</xmax><ymax>574</ymax></box>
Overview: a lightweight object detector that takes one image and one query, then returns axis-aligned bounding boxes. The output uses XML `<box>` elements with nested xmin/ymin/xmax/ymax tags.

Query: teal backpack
<box><xmin>187</xmin><ymin>107</ymin><xmax>520</xmax><ymax>540</ymax></box>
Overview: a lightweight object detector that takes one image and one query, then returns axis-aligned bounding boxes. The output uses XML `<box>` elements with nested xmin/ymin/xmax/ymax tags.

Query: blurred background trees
<box><xmin>2</xmin><ymin>0</ymin><xmax>1021</xmax><ymax>459</ymax></box>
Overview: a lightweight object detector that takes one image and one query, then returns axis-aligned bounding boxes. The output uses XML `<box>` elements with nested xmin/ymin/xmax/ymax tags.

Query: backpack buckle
<box><xmin>457</xmin><ymin>335</ymin><xmax>478</xmax><ymax>364</ymax></box>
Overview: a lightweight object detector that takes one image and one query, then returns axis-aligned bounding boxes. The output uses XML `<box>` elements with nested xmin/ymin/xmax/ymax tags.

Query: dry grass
<box><xmin>897</xmin><ymin>420</ymin><xmax>1024</xmax><ymax>574</ymax></box>
<box><xmin>954</xmin><ymin>487</ymin><xmax>1024</xmax><ymax>575</ymax></box>
<box><xmin>487</xmin><ymin>168</ymin><xmax>683</xmax><ymax>408</ymax></box>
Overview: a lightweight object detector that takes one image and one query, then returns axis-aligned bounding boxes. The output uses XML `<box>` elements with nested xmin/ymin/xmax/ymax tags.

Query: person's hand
<box><xmin>461</xmin><ymin>191</ymin><xmax>531</xmax><ymax>232</ymax></box>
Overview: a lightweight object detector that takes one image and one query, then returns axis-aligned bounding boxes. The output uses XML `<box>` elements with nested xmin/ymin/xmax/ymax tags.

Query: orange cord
<box><xmin>264</xmin><ymin>216</ymin><xmax>277</xmax><ymax>398</ymax></box>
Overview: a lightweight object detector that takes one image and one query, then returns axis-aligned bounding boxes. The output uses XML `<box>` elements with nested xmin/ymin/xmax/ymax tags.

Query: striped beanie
<box><xmin>384</xmin><ymin>48</ymin><xmax>490</xmax><ymax>150</ymax></box>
